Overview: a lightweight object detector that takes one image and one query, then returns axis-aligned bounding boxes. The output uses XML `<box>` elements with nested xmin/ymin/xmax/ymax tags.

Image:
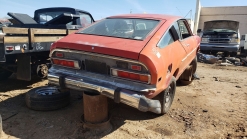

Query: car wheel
<box><xmin>230</xmin><ymin>52</ymin><xmax>237</xmax><ymax>57</ymax></box>
<box><xmin>25</xmin><ymin>86</ymin><xmax>70</xmax><ymax>111</ymax></box>
<box><xmin>0</xmin><ymin>68</ymin><xmax>12</xmax><ymax>81</ymax></box>
<box><xmin>179</xmin><ymin>56</ymin><xmax>197</xmax><ymax>85</ymax></box>
<box><xmin>240</xmin><ymin>47</ymin><xmax>245</xmax><ymax>55</ymax></box>
<box><xmin>0</xmin><ymin>114</ymin><xmax>2</xmax><ymax>137</ymax></box>
<box><xmin>191</xmin><ymin>56</ymin><xmax>197</xmax><ymax>74</ymax></box>
<box><xmin>159</xmin><ymin>76</ymin><xmax>176</xmax><ymax>114</ymax></box>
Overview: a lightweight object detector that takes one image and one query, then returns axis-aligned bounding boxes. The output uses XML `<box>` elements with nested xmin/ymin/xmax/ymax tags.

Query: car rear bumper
<box><xmin>48</xmin><ymin>67</ymin><xmax>161</xmax><ymax>114</ymax></box>
<box><xmin>200</xmin><ymin>43</ymin><xmax>239</xmax><ymax>52</ymax></box>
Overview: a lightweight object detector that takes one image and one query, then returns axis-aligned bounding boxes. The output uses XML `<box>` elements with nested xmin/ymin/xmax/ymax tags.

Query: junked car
<box><xmin>48</xmin><ymin>14</ymin><xmax>200</xmax><ymax>114</ymax></box>
<box><xmin>199</xmin><ymin>20</ymin><xmax>240</xmax><ymax>56</ymax></box>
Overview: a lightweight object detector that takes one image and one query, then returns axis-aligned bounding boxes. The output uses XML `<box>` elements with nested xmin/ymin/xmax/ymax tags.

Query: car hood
<box><xmin>203</xmin><ymin>20</ymin><xmax>239</xmax><ymax>32</ymax></box>
<box><xmin>53</xmin><ymin>33</ymin><xmax>150</xmax><ymax>60</ymax></box>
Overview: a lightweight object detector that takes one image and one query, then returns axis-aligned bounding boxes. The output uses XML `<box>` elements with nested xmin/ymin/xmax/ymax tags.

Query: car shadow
<box><xmin>0</xmin><ymin>86</ymin><xmax>163</xmax><ymax>139</ymax></box>
<box><xmin>0</xmin><ymin>74</ymin><xmax>44</xmax><ymax>92</ymax></box>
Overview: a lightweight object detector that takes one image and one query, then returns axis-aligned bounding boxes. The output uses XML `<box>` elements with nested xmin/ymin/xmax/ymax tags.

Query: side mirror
<box><xmin>197</xmin><ymin>29</ymin><xmax>202</xmax><ymax>33</ymax></box>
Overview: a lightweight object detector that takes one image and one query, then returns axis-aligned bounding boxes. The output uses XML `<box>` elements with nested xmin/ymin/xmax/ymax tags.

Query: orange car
<box><xmin>48</xmin><ymin>14</ymin><xmax>200</xmax><ymax>114</ymax></box>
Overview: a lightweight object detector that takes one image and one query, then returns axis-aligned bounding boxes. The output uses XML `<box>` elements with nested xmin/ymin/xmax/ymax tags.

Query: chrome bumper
<box><xmin>200</xmin><ymin>43</ymin><xmax>239</xmax><ymax>52</ymax></box>
<box><xmin>48</xmin><ymin>72</ymin><xmax>161</xmax><ymax>114</ymax></box>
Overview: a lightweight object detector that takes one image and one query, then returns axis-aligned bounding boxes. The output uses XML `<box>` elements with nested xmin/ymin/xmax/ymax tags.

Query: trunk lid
<box><xmin>54</xmin><ymin>33</ymin><xmax>150</xmax><ymax>60</ymax></box>
<box><xmin>203</xmin><ymin>20</ymin><xmax>239</xmax><ymax>32</ymax></box>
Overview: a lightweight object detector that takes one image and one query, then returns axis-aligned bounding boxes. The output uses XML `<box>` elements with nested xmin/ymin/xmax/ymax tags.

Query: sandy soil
<box><xmin>0</xmin><ymin>63</ymin><xmax>246</xmax><ymax>139</ymax></box>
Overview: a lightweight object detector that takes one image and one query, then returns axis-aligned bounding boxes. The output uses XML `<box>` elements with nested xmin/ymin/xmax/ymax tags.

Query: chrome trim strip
<box><xmin>182</xmin><ymin>47</ymin><xmax>197</xmax><ymax>62</ymax></box>
<box><xmin>50</xmin><ymin>48</ymin><xmax>149</xmax><ymax>71</ymax></box>
<box><xmin>110</xmin><ymin>68</ymin><xmax>151</xmax><ymax>84</ymax></box>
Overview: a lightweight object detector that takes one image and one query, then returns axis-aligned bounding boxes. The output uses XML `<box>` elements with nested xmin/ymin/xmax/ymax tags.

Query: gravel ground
<box><xmin>0</xmin><ymin>63</ymin><xmax>246</xmax><ymax>139</ymax></box>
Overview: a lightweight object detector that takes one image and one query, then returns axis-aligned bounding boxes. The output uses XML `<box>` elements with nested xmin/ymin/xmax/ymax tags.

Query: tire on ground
<box><xmin>158</xmin><ymin>76</ymin><xmax>176</xmax><ymax>114</ymax></box>
<box><xmin>25</xmin><ymin>86</ymin><xmax>70</xmax><ymax>111</ymax></box>
<box><xmin>0</xmin><ymin>68</ymin><xmax>13</xmax><ymax>81</ymax></box>
<box><xmin>178</xmin><ymin>56</ymin><xmax>197</xmax><ymax>85</ymax></box>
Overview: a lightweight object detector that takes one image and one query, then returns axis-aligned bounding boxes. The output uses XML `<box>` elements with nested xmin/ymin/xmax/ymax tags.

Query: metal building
<box><xmin>194</xmin><ymin>0</ymin><xmax>247</xmax><ymax>36</ymax></box>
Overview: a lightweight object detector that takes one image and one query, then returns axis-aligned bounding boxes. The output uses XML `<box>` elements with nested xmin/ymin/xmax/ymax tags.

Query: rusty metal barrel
<box><xmin>82</xmin><ymin>91</ymin><xmax>112</xmax><ymax>133</ymax></box>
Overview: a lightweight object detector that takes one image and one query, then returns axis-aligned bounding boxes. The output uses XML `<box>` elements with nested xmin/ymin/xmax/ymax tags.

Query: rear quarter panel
<box><xmin>139</xmin><ymin>19</ymin><xmax>200</xmax><ymax>98</ymax></box>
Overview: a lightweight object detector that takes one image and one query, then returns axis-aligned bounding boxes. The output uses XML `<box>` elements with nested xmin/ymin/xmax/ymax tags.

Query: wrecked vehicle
<box><xmin>199</xmin><ymin>20</ymin><xmax>240</xmax><ymax>56</ymax></box>
<box><xmin>48</xmin><ymin>14</ymin><xmax>200</xmax><ymax>114</ymax></box>
<box><xmin>0</xmin><ymin>7</ymin><xmax>94</xmax><ymax>81</ymax></box>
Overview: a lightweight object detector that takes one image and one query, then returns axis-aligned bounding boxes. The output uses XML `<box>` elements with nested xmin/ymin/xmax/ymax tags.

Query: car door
<box><xmin>177</xmin><ymin>20</ymin><xmax>197</xmax><ymax>63</ymax></box>
<box><xmin>244</xmin><ymin>34</ymin><xmax>247</xmax><ymax>50</ymax></box>
<box><xmin>157</xmin><ymin>21</ymin><xmax>188</xmax><ymax>82</ymax></box>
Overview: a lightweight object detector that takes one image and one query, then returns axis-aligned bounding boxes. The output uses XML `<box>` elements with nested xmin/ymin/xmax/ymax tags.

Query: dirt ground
<box><xmin>0</xmin><ymin>63</ymin><xmax>246</xmax><ymax>139</ymax></box>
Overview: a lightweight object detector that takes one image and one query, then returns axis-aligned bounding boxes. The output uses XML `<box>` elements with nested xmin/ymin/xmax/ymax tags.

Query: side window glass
<box><xmin>157</xmin><ymin>31</ymin><xmax>174</xmax><ymax>48</ymax></box>
<box><xmin>79</xmin><ymin>12</ymin><xmax>93</xmax><ymax>27</ymax></box>
<box><xmin>178</xmin><ymin>20</ymin><xmax>191</xmax><ymax>39</ymax></box>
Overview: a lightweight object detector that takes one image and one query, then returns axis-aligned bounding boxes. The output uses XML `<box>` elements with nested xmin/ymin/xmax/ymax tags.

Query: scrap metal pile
<box><xmin>197</xmin><ymin>52</ymin><xmax>247</xmax><ymax>66</ymax></box>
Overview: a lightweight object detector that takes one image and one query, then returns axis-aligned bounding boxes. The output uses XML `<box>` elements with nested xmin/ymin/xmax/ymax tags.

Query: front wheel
<box><xmin>159</xmin><ymin>76</ymin><xmax>176</xmax><ymax>114</ymax></box>
<box><xmin>0</xmin><ymin>68</ymin><xmax>13</xmax><ymax>81</ymax></box>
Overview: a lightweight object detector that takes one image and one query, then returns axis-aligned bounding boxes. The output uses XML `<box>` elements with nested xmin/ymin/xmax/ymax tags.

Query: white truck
<box><xmin>240</xmin><ymin>34</ymin><xmax>247</xmax><ymax>56</ymax></box>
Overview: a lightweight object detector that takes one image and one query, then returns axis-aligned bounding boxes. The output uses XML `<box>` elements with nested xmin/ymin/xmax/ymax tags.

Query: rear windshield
<box><xmin>38</xmin><ymin>11</ymin><xmax>72</xmax><ymax>24</ymax></box>
<box><xmin>78</xmin><ymin>18</ymin><xmax>160</xmax><ymax>40</ymax></box>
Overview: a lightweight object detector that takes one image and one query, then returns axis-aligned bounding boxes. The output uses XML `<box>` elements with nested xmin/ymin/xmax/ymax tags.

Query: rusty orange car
<box><xmin>48</xmin><ymin>14</ymin><xmax>200</xmax><ymax>114</ymax></box>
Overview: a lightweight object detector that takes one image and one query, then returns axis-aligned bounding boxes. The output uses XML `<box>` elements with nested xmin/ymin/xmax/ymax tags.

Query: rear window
<box><xmin>38</xmin><ymin>11</ymin><xmax>72</xmax><ymax>25</ymax></box>
<box><xmin>78</xmin><ymin>18</ymin><xmax>160</xmax><ymax>40</ymax></box>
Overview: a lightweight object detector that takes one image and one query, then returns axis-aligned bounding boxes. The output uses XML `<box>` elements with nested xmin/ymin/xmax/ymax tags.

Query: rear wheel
<box><xmin>0</xmin><ymin>68</ymin><xmax>13</xmax><ymax>81</ymax></box>
<box><xmin>178</xmin><ymin>56</ymin><xmax>197</xmax><ymax>85</ymax></box>
<box><xmin>159</xmin><ymin>76</ymin><xmax>176</xmax><ymax>114</ymax></box>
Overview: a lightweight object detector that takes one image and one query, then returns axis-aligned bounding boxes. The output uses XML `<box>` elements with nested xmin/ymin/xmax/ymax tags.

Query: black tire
<box><xmin>179</xmin><ymin>56</ymin><xmax>197</xmax><ymax>85</ymax></box>
<box><xmin>240</xmin><ymin>47</ymin><xmax>245</xmax><ymax>55</ymax></box>
<box><xmin>25</xmin><ymin>86</ymin><xmax>70</xmax><ymax>111</ymax></box>
<box><xmin>191</xmin><ymin>56</ymin><xmax>197</xmax><ymax>74</ymax></box>
<box><xmin>159</xmin><ymin>76</ymin><xmax>176</xmax><ymax>114</ymax></box>
<box><xmin>230</xmin><ymin>52</ymin><xmax>237</xmax><ymax>57</ymax></box>
<box><xmin>0</xmin><ymin>68</ymin><xmax>12</xmax><ymax>81</ymax></box>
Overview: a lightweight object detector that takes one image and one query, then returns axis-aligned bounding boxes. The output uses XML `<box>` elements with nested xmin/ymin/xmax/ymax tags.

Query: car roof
<box><xmin>107</xmin><ymin>14</ymin><xmax>181</xmax><ymax>21</ymax></box>
<box><xmin>34</xmin><ymin>7</ymin><xmax>91</xmax><ymax>15</ymax></box>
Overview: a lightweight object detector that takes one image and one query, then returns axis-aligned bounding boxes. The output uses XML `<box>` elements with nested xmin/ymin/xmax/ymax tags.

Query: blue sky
<box><xmin>0</xmin><ymin>0</ymin><xmax>247</xmax><ymax>20</ymax></box>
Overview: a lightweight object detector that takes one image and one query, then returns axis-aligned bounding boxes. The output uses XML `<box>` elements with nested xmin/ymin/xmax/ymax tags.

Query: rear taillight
<box><xmin>111</xmin><ymin>68</ymin><xmax>150</xmax><ymax>83</ymax></box>
<box><xmin>52</xmin><ymin>58</ymin><xmax>80</xmax><ymax>69</ymax></box>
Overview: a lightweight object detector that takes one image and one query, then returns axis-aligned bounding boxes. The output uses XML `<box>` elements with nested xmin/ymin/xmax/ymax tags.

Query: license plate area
<box><xmin>85</xmin><ymin>59</ymin><xmax>109</xmax><ymax>75</ymax></box>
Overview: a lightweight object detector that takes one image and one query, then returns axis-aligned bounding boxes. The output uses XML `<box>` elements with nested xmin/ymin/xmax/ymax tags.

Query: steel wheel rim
<box><xmin>35</xmin><ymin>87</ymin><xmax>60</xmax><ymax>96</ymax></box>
<box><xmin>164</xmin><ymin>84</ymin><xmax>174</xmax><ymax>107</ymax></box>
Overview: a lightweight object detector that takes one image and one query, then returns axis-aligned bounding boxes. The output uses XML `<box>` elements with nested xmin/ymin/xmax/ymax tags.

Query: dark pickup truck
<box><xmin>0</xmin><ymin>7</ymin><xmax>94</xmax><ymax>81</ymax></box>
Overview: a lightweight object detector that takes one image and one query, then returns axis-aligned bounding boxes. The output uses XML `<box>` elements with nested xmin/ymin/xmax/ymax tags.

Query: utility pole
<box><xmin>193</xmin><ymin>0</ymin><xmax>201</xmax><ymax>34</ymax></box>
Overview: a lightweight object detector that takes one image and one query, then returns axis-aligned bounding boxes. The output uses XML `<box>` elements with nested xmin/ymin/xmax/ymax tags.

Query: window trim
<box><xmin>78</xmin><ymin>11</ymin><xmax>94</xmax><ymax>26</ymax></box>
<box><xmin>177</xmin><ymin>19</ymin><xmax>193</xmax><ymax>39</ymax></box>
<box><xmin>78</xmin><ymin>18</ymin><xmax>160</xmax><ymax>41</ymax></box>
